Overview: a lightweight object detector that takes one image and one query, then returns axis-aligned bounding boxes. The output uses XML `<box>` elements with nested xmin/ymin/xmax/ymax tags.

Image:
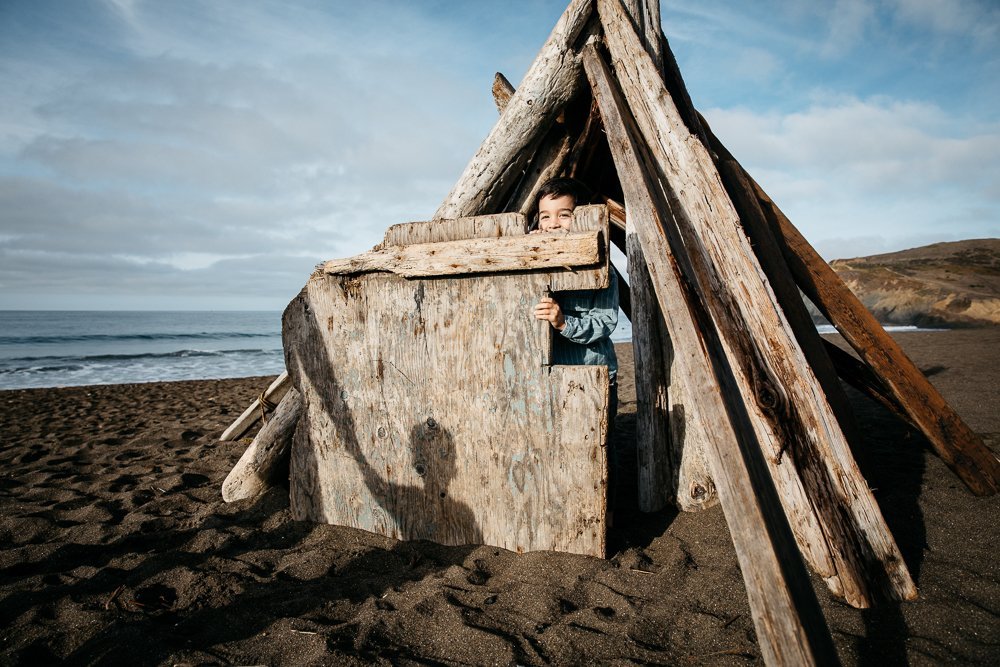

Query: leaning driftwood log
<box><xmin>744</xmin><ymin>165</ymin><xmax>1000</xmax><ymax>497</ymax></box>
<box><xmin>219</xmin><ymin>371</ymin><xmax>291</xmax><ymax>442</ymax></box>
<box><xmin>434</xmin><ymin>0</ymin><xmax>593</xmax><ymax>219</ymax></box>
<box><xmin>598</xmin><ymin>0</ymin><xmax>916</xmax><ymax>608</ymax></box>
<box><xmin>583</xmin><ymin>41</ymin><xmax>837</xmax><ymax>666</ymax></box>
<box><xmin>598</xmin><ymin>0</ymin><xmax>916</xmax><ymax>607</ymax></box>
<box><xmin>222</xmin><ymin>388</ymin><xmax>301</xmax><ymax>502</ymax></box>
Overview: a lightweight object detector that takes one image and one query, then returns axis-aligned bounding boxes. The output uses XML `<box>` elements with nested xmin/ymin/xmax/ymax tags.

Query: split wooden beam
<box><xmin>435</xmin><ymin>0</ymin><xmax>594</xmax><ymax>219</ymax></box>
<box><xmin>583</xmin><ymin>40</ymin><xmax>837</xmax><ymax>666</ymax></box>
<box><xmin>321</xmin><ymin>229</ymin><xmax>603</xmax><ymax>278</ymax></box>
<box><xmin>598</xmin><ymin>0</ymin><xmax>915</xmax><ymax>608</ymax></box>
<box><xmin>219</xmin><ymin>371</ymin><xmax>291</xmax><ymax>441</ymax></box>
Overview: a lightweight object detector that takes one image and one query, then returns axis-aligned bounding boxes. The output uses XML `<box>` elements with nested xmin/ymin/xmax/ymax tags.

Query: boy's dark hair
<box><xmin>535</xmin><ymin>177</ymin><xmax>591</xmax><ymax>210</ymax></box>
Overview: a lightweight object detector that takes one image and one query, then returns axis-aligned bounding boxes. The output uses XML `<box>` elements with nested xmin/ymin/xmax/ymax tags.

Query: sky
<box><xmin>1</xmin><ymin>0</ymin><xmax>997</xmax><ymax>311</ymax></box>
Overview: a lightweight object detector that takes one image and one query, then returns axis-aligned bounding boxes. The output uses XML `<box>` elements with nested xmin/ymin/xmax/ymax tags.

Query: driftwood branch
<box><xmin>220</xmin><ymin>371</ymin><xmax>291</xmax><ymax>441</ymax></box>
<box><xmin>222</xmin><ymin>388</ymin><xmax>301</xmax><ymax>502</ymax></box>
<box><xmin>694</xmin><ymin>111</ymin><xmax>862</xmax><ymax>456</ymax></box>
<box><xmin>492</xmin><ymin>72</ymin><xmax>515</xmax><ymax>113</ymax></box>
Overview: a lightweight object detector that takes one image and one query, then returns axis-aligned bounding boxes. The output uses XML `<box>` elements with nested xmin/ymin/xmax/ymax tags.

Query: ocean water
<box><xmin>0</xmin><ymin>311</ymin><xmax>936</xmax><ymax>390</ymax></box>
<box><xmin>0</xmin><ymin>311</ymin><xmax>285</xmax><ymax>390</ymax></box>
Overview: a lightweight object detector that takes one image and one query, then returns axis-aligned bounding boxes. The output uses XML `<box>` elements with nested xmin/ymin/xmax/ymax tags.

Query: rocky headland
<box><xmin>830</xmin><ymin>239</ymin><xmax>1000</xmax><ymax>328</ymax></box>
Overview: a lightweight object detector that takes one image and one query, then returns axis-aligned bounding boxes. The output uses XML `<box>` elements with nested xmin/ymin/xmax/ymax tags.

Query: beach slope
<box><xmin>1</xmin><ymin>331</ymin><xmax>997</xmax><ymax>665</ymax></box>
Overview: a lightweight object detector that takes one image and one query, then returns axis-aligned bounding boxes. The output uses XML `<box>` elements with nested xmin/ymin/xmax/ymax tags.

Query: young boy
<box><xmin>530</xmin><ymin>177</ymin><xmax>619</xmax><ymax>421</ymax></box>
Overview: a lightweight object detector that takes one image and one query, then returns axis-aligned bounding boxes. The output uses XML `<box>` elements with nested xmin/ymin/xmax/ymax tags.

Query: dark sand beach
<box><xmin>1</xmin><ymin>330</ymin><xmax>997</xmax><ymax>665</ymax></box>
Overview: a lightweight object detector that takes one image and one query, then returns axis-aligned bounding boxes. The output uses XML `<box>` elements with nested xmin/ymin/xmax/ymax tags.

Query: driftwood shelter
<box><xmin>221</xmin><ymin>0</ymin><xmax>1000</xmax><ymax>663</ymax></box>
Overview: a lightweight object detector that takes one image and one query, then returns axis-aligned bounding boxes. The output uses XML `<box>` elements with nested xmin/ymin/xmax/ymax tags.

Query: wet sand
<box><xmin>1</xmin><ymin>330</ymin><xmax>997</xmax><ymax>665</ymax></box>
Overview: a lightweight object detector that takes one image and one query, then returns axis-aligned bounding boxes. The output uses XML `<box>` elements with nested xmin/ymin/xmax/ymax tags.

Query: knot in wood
<box><xmin>756</xmin><ymin>385</ymin><xmax>778</xmax><ymax>410</ymax></box>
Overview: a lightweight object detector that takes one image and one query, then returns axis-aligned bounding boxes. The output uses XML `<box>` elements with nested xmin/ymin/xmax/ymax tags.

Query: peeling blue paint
<box><xmin>503</xmin><ymin>353</ymin><xmax>516</xmax><ymax>383</ymax></box>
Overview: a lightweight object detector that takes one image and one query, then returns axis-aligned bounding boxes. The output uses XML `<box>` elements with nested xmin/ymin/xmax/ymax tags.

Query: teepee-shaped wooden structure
<box><xmin>221</xmin><ymin>1</ymin><xmax>1000</xmax><ymax>663</ymax></box>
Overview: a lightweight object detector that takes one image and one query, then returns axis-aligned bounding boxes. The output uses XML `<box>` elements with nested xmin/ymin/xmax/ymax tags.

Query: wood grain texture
<box><xmin>219</xmin><ymin>371</ymin><xmax>290</xmax><ymax>441</ymax></box>
<box><xmin>599</xmin><ymin>0</ymin><xmax>916</xmax><ymax>608</ymax></box>
<box><xmin>583</xmin><ymin>42</ymin><xmax>837</xmax><ymax>666</ymax></box>
<box><xmin>627</xmin><ymin>220</ymin><xmax>716</xmax><ymax>512</ymax></box>
<box><xmin>284</xmin><ymin>266</ymin><xmax>609</xmax><ymax>556</ymax></box>
<box><xmin>693</xmin><ymin>112</ymin><xmax>861</xmax><ymax>456</ymax></box>
<box><xmin>434</xmin><ymin>0</ymin><xmax>594</xmax><ymax>220</ymax></box>
<box><xmin>549</xmin><ymin>204</ymin><xmax>611</xmax><ymax>291</ymax></box>
<box><xmin>748</xmin><ymin>173</ymin><xmax>1000</xmax><ymax>497</ymax></box>
<box><xmin>621</xmin><ymin>0</ymin><xmax>662</xmax><ymax>69</ymax></box>
<box><xmin>222</xmin><ymin>388</ymin><xmax>301</xmax><ymax>502</ymax></box>
<box><xmin>381</xmin><ymin>212</ymin><xmax>526</xmax><ymax>248</ymax></box>
<box><xmin>321</xmin><ymin>229</ymin><xmax>602</xmax><ymax>279</ymax></box>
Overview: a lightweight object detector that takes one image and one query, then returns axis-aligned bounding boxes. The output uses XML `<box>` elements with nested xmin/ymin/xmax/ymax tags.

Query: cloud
<box><xmin>0</xmin><ymin>0</ymin><xmax>539</xmax><ymax>308</ymax></box>
<box><xmin>703</xmin><ymin>96</ymin><xmax>1000</xmax><ymax>257</ymax></box>
<box><xmin>889</xmin><ymin>0</ymin><xmax>1000</xmax><ymax>47</ymax></box>
<box><xmin>707</xmin><ymin>97</ymin><xmax>1000</xmax><ymax>195</ymax></box>
<box><xmin>819</xmin><ymin>0</ymin><xmax>877</xmax><ymax>57</ymax></box>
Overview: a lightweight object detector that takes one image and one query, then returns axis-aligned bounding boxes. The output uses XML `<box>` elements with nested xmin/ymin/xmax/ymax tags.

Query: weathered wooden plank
<box><xmin>599</xmin><ymin>0</ymin><xmax>916</xmax><ymax>607</ymax></box>
<box><xmin>548</xmin><ymin>204</ymin><xmax>611</xmax><ymax>291</ymax></box>
<box><xmin>602</xmin><ymin>198</ymin><xmax>633</xmax><ymax>317</ymax></box>
<box><xmin>628</xmin><ymin>226</ymin><xmax>673</xmax><ymax>512</ymax></box>
<box><xmin>623</xmin><ymin>215</ymin><xmax>715</xmax><ymax>511</ymax></box>
<box><xmin>284</xmin><ymin>267</ymin><xmax>609</xmax><ymax>556</ymax></box>
<box><xmin>583</xmin><ymin>42</ymin><xmax>837</xmax><ymax>665</ymax></box>
<box><xmin>222</xmin><ymin>388</ymin><xmax>301</xmax><ymax>502</ymax></box>
<box><xmin>382</xmin><ymin>212</ymin><xmax>526</xmax><ymax>248</ymax></box>
<box><xmin>321</xmin><ymin>229</ymin><xmax>602</xmax><ymax>278</ymax></box>
<box><xmin>434</xmin><ymin>0</ymin><xmax>594</xmax><ymax>219</ymax></box>
<box><xmin>745</xmin><ymin>169</ymin><xmax>1000</xmax><ymax>496</ymax></box>
<box><xmin>219</xmin><ymin>371</ymin><xmax>290</xmax><ymax>441</ymax></box>
<box><xmin>609</xmin><ymin>194</ymin><xmax>716</xmax><ymax>511</ymax></box>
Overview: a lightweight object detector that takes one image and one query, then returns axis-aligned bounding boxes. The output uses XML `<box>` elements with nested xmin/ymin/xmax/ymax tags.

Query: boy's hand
<box><xmin>534</xmin><ymin>297</ymin><xmax>565</xmax><ymax>331</ymax></box>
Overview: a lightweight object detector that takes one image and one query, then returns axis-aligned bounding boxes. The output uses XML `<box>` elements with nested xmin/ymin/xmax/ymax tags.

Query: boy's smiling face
<box><xmin>537</xmin><ymin>194</ymin><xmax>575</xmax><ymax>232</ymax></box>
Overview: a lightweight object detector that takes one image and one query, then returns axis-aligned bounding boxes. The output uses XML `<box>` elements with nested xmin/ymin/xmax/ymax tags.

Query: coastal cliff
<box><xmin>829</xmin><ymin>239</ymin><xmax>1000</xmax><ymax>328</ymax></box>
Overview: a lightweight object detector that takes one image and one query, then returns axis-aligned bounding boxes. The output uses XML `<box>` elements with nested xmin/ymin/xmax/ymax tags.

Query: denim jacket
<box><xmin>552</xmin><ymin>266</ymin><xmax>619</xmax><ymax>383</ymax></box>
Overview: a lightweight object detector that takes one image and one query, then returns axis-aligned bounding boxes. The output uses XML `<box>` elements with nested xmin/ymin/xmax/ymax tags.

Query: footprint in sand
<box><xmin>180</xmin><ymin>473</ymin><xmax>210</xmax><ymax>488</ymax></box>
